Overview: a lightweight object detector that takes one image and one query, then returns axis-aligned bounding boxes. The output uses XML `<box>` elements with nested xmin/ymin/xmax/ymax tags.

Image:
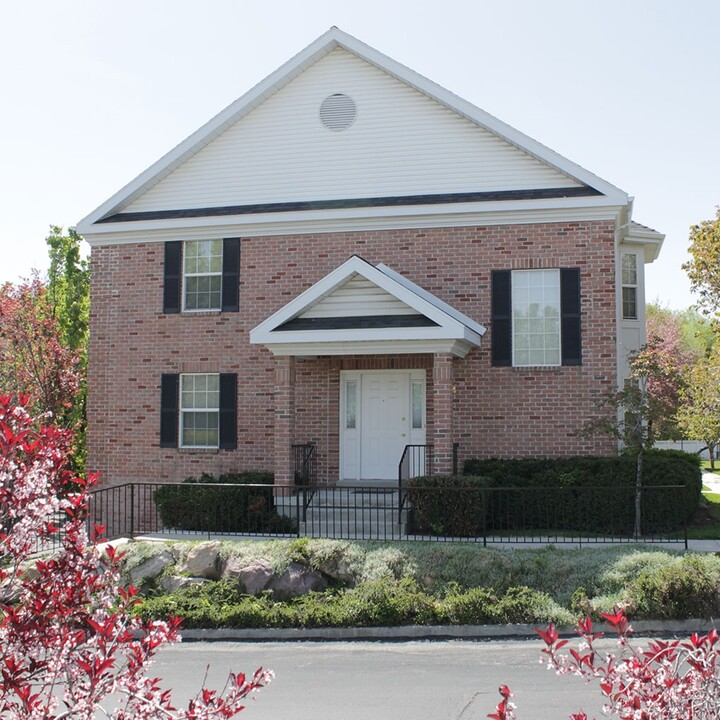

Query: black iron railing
<box><xmin>292</xmin><ymin>443</ymin><xmax>318</xmax><ymax>520</ymax></box>
<box><xmin>398</xmin><ymin>444</ymin><xmax>433</xmax><ymax>524</ymax></box>
<box><xmin>292</xmin><ymin>443</ymin><xmax>317</xmax><ymax>485</ymax></box>
<box><xmin>86</xmin><ymin>481</ymin><xmax>688</xmax><ymax>547</ymax></box>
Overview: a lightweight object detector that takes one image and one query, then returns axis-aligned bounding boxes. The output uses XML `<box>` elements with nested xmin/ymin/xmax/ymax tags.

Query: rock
<box><xmin>178</xmin><ymin>541</ymin><xmax>223</xmax><ymax>580</ymax></box>
<box><xmin>160</xmin><ymin>575</ymin><xmax>207</xmax><ymax>593</ymax></box>
<box><xmin>224</xmin><ymin>557</ymin><xmax>275</xmax><ymax>595</ymax></box>
<box><xmin>129</xmin><ymin>551</ymin><xmax>174</xmax><ymax>584</ymax></box>
<box><xmin>316</xmin><ymin>554</ymin><xmax>355</xmax><ymax>585</ymax></box>
<box><xmin>270</xmin><ymin>562</ymin><xmax>328</xmax><ymax>600</ymax></box>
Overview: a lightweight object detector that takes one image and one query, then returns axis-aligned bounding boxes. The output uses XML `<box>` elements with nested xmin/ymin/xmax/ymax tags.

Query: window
<box><xmin>345</xmin><ymin>381</ymin><xmax>357</xmax><ymax>429</ymax></box>
<box><xmin>163</xmin><ymin>238</ymin><xmax>240</xmax><ymax>314</ymax></box>
<box><xmin>622</xmin><ymin>253</ymin><xmax>638</xmax><ymax>320</ymax></box>
<box><xmin>160</xmin><ymin>373</ymin><xmax>237</xmax><ymax>449</ymax></box>
<box><xmin>511</xmin><ymin>269</ymin><xmax>561</xmax><ymax>367</ymax></box>
<box><xmin>411</xmin><ymin>380</ymin><xmax>424</xmax><ymax>429</ymax></box>
<box><xmin>184</xmin><ymin>240</ymin><xmax>223</xmax><ymax>311</ymax></box>
<box><xmin>180</xmin><ymin>374</ymin><xmax>220</xmax><ymax>447</ymax></box>
<box><xmin>491</xmin><ymin>268</ymin><xmax>581</xmax><ymax>367</ymax></box>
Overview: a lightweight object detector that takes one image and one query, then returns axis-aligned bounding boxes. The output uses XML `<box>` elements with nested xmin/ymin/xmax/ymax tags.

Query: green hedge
<box><xmin>407</xmin><ymin>475</ymin><xmax>492</xmax><ymax>537</ymax></box>
<box><xmin>154</xmin><ymin>472</ymin><xmax>296</xmax><ymax>534</ymax></box>
<box><xmin>407</xmin><ymin>451</ymin><xmax>702</xmax><ymax>537</ymax></box>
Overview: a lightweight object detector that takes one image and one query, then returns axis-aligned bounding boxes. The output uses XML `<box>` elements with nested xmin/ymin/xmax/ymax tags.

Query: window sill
<box><xmin>511</xmin><ymin>365</ymin><xmax>564</xmax><ymax>373</ymax></box>
<box><xmin>178</xmin><ymin>447</ymin><xmax>220</xmax><ymax>454</ymax></box>
<box><xmin>181</xmin><ymin>310</ymin><xmax>222</xmax><ymax>317</ymax></box>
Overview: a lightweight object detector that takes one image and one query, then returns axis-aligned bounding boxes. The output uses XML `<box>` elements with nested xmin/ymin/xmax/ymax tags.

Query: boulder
<box><xmin>316</xmin><ymin>554</ymin><xmax>355</xmax><ymax>585</ymax></box>
<box><xmin>270</xmin><ymin>562</ymin><xmax>327</xmax><ymax>600</ymax></box>
<box><xmin>178</xmin><ymin>541</ymin><xmax>223</xmax><ymax>580</ymax></box>
<box><xmin>129</xmin><ymin>551</ymin><xmax>174</xmax><ymax>584</ymax></box>
<box><xmin>160</xmin><ymin>575</ymin><xmax>207</xmax><ymax>593</ymax></box>
<box><xmin>224</xmin><ymin>557</ymin><xmax>275</xmax><ymax>595</ymax></box>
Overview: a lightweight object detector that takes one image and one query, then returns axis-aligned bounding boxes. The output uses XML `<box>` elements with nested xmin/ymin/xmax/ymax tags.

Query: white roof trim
<box><xmin>622</xmin><ymin>222</ymin><xmax>665</xmax><ymax>263</ymax></box>
<box><xmin>249</xmin><ymin>255</ymin><xmax>485</xmax><ymax>355</ymax></box>
<box><xmin>263</xmin><ymin>339</ymin><xmax>477</xmax><ymax>358</ymax></box>
<box><xmin>77</xmin><ymin>27</ymin><xmax>627</xmax><ymax>233</ymax></box>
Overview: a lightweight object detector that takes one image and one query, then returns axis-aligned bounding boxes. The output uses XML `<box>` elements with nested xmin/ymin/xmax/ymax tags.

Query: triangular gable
<box><xmin>77</xmin><ymin>28</ymin><xmax>627</xmax><ymax>233</ymax></box>
<box><xmin>249</xmin><ymin>256</ymin><xmax>485</xmax><ymax>357</ymax></box>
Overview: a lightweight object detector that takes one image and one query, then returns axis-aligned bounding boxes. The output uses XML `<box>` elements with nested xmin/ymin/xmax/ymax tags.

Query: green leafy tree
<box><xmin>581</xmin><ymin>343</ymin><xmax>675</xmax><ymax>539</ymax></box>
<box><xmin>677</xmin><ymin>348</ymin><xmax>720</xmax><ymax>469</ymax></box>
<box><xmin>45</xmin><ymin>225</ymin><xmax>90</xmax><ymax>353</ymax></box>
<box><xmin>683</xmin><ymin>207</ymin><xmax>720</xmax><ymax>329</ymax></box>
<box><xmin>44</xmin><ymin>225</ymin><xmax>90</xmax><ymax>470</ymax></box>
<box><xmin>0</xmin><ymin>227</ymin><xmax>89</xmax><ymax>472</ymax></box>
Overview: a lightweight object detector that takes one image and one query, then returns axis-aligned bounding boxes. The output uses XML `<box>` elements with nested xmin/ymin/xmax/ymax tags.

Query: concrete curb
<box><xmin>179</xmin><ymin>619</ymin><xmax>720</xmax><ymax>642</ymax></box>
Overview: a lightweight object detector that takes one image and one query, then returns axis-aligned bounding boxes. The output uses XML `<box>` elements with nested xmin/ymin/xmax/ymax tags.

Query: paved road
<box><xmin>152</xmin><ymin>639</ymin><xmax>613</xmax><ymax>720</ymax></box>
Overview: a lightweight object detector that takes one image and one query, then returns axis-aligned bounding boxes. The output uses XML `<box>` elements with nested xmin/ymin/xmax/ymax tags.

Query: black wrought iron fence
<box><xmin>86</xmin><ymin>481</ymin><xmax>688</xmax><ymax>547</ymax></box>
<box><xmin>398</xmin><ymin>444</ymin><xmax>433</xmax><ymax>524</ymax></box>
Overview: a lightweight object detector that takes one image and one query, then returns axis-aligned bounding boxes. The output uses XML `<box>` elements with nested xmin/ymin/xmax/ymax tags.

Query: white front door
<box><xmin>340</xmin><ymin>370</ymin><xmax>425</xmax><ymax>481</ymax></box>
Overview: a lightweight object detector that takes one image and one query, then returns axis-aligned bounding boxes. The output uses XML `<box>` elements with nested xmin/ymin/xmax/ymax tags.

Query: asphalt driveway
<box><xmin>152</xmin><ymin>639</ymin><xmax>610</xmax><ymax>720</ymax></box>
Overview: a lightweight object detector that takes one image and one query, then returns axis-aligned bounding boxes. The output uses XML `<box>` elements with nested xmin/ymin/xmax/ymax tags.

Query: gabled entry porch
<box><xmin>250</xmin><ymin>256</ymin><xmax>485</xmax><ymax>487</ymax></box>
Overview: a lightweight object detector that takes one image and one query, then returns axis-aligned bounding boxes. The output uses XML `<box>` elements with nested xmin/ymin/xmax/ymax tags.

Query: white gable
<box><xmin>300</xmin><ymin>274</ymin><xmax>419</xmax><ymax>318</ymax></box>
<box><xmin>250</xmin><ymin>256</ymin><xmax>485</xmax><ymax>358</ymax></box>
<box><xmin>121</xmin><ymin>47</ymin><xmax>581</xmax><ymax>215</ymax></box>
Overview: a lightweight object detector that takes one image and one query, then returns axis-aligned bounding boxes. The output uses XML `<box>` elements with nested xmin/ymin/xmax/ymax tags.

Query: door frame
<box><xmin>339</xmin><ymin>369</ymin><xmax>426</xmax><ymax>482</ymax></box>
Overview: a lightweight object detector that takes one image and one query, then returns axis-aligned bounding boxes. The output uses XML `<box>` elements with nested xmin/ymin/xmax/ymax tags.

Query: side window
<box><xmin>160</xmin><ymin>373</ymin><xmax>237</xmax><ymax>449</ymax></box>
<box><xmin>163</xmin><ymin>238</ymin><xmax>240</xmax><ymax>314</ymax></box>
<box><xmin>491</xmin><ymin>268</ymin><xmax>581</xmax><ymax>367</ymax></box>
<box><xmin>621</xmin><ymin>253</ymin><xmax>638</xmax><ymax>320</ymax></box>
<box><xmin>511</xmin><ymin>269</ymin><xmax>561</xmax><ymax>367</ymax></box>
<box><xmin>180</xmin><ymin>373</ymin><xmax>220</xmax><ymax>448</ymax></box>
<box><xmin>183</xmin><ymin>241</ymin><xmax>223</xmax><ymax>311</ymax></box>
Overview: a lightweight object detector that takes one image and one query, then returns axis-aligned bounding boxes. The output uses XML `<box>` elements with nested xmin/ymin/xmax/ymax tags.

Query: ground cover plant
<box><xmin>125</xmin><ymin>538</ymin><xmax>720</xmax><ymax>628</ymax></box>
<box><xmin>0</xmin><ymin>397</ymin><xmax>271</xmax><ymax>719</ymax></box>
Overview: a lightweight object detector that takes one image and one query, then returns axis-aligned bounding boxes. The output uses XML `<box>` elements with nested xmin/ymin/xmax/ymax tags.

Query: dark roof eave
<box><xmin>96</xmin><ymin>186</ymin><xmax>603</xmax><ymax>225</ymax></box>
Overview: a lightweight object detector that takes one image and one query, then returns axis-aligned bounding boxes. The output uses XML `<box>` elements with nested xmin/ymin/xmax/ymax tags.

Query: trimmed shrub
<box><xmin>461</xmin><ymin>452</ymin><xmax>701</xmax><ymax>536</ymax></box>
<box><xmin>154</xmin><ymin>472</ymin><xmax>296</xmax><ymax>534</ymax></box>
<box><xmin>407</xmin><ymin>475</ymin><xmax>491</xmax><ymax>537</ymax></box>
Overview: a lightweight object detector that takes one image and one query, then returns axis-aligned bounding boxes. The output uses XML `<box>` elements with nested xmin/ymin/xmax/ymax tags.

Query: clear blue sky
<box><xmin>2</xmin><ymin>0</ymin><xmax>718</xmax><ymax>310</ymax></box>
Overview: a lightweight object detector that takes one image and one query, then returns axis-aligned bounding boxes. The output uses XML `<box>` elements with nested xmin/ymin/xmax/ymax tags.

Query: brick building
<box><xmin>77</xmin><ymin>28</ymin><xmax>664</xmax><ymax>489</ymax></box>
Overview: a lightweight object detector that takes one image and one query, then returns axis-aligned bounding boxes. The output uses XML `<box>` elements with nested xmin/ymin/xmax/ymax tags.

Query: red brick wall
<box><xmin>88</xmin><ymin>221</ymin><xmax>617</xmax><ymax>487</ymax></box>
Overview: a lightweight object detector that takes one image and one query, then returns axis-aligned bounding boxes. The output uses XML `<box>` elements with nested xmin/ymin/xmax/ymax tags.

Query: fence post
<box><xmin>683</xmin><ymin>485</ymin><xmax>688</xmax><ymax>551</ymax></box>
<box><xmin>296</xmin><ymin>486</ymin><xmax>301</xmax><ymax>539</ymax></box>
<box><xmin>129</xmin><ymin>483</ymin><xmax>135</xmax><ymax>539</ymax></box>
<box><xmin>482</xmin><ymin>488</ymin><xmax>487</xmax><ymax>548</ymax></box>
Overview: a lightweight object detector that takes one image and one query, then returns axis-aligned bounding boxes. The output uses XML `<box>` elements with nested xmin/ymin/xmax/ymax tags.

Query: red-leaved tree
<box><xmin>489</xmin><ymin>610</ymin><xmax>720</xmax><ymax>719</ymax></box>
<box><xmin>0</xmin><ymin>396</ymin><xmax>271</xmax><ymax>719</ymax></box>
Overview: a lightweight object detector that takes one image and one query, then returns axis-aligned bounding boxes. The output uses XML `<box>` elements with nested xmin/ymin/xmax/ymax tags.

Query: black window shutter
<box><xmin>560</xmin><ymin>268</ymin><xmax>582</xmax><ymax>366</ymax></box>
<box><xmin>491</xmin><ymin>270</ymin><xmax>512</xmax><ymax>366</ymax></box>
<box><xmin>160</xmin><ymin>374</ymin><xmax>179</xmax><ymax>448</ymax></box>
<box><xmin>163</xmin><ymin>241</ymin><xmax>182</xmax><ymax>314</ymax></box>
<box><xmin>221</xmin><ymin>238</ymin><xmax>241</xmax><ymax>312</ymax></box>
<box><xmin>219</xmin><ymin>373</ymin><xmax>238</xmax><ymax>449</ymax></box>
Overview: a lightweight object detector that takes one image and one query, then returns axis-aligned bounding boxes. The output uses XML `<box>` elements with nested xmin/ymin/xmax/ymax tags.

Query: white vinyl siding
<box><xmin>301</xmin><ymin>274</ymin><xmax>417</xmax><ymax>318</ymax></box>
<box><xmin>180</xmin><ymin>374</ymin><xmax>220</xmax><ymax>448</ymax></box>
<box><xmin>512</xmin><ymin>270</ymin><xmax>561</xmax><ymax>367</ymax></box>
<box><xmin>183</xmin><ymin>240</ymin><xmax>222</xmax><ymax>311</ymax></box>
<box><xmin>124</xmin><ymin>48</ymin><xmax>580</xmax><ymax>214</ymax></box>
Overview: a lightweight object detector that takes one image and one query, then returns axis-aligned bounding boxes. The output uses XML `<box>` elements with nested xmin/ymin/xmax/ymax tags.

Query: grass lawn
<box><xmin>701</xmin><ymin>460</ymin><xmax>720</xmax><ymax>474</ymax></box>
<box><xmin>687</xmin><ymin>492</ymin><xmax>720</xmax><ymax>539</ymax></box>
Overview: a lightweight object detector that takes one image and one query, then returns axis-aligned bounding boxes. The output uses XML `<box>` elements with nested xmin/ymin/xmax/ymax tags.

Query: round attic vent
<box><xmin>319</xmin><ymin>93</ymin><xmax>356</xmax><ymax>131</ymax></box>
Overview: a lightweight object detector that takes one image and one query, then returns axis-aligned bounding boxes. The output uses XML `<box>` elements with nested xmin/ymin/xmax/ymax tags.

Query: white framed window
<box><xmin>511</xmin><ymin>269</ymin><xmax>561</xmax><ymax>367</ymax></box>
<box><xmin>180</xmin><ymin>373</ymin><xmax>220</xmax><ymax>448</ymax></box>
<box><xmin>183</xmin><ymin>240</ymin><xmax>223</xmax><ymax>311</ymax></box>
<box><xmin>621</xmin><ymin>252</ymin><xmax>638</xmax><ymax>320</ymax></box>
